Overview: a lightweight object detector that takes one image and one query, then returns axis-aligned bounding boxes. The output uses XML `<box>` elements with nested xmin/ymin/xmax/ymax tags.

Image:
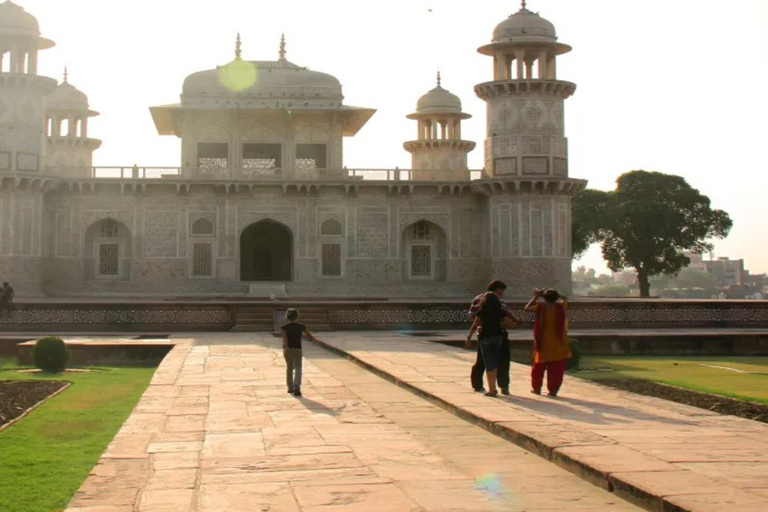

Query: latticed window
<box><xmin>98</xmin><ymin>243</ymin><xmax>119</xmax><ymax>276</ymax></box>
<box><xmin>191</xmin><ymin>243</ymin><xmax>214</xmax><ymax>277</ymax></box>
<box><xmin>412</xmin><ymin>221</ymin><xmax>431</xmax><ymax>240</ymax></box>
<box><xmin>410</xmin><ymin>244</ymin><xmax>432</xmax><ymax>278</ymax></box>
<box><xmin>197</xmin><ymin>142</ymin><xmax>228</xmax><ymax>171</ymax></box>
<box><xmin>295</xmin><ymin>159</ymin><xmax>317</xmax><ymax>171</ymax></box>
<box><xmin>100</xmin><ymin>220</ymin><xmax>119</xmax><ymax>238</ymax></box>
<box><xmin>191</xmin><ymin>218</ymin><xmax>215</xmax><ymax>236</ymax></box>
<box><xmin>321</xmin><ymin>243</ymin><xmax>342</xmax><ymax>277</ymax></box>
<box><xmin>320</xmin><ymin>219</ymin><xmax>343</xmax><ymax>236</ymax></box>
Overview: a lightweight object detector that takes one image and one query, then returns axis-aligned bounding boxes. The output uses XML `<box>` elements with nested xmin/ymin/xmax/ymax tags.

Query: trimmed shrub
<box><xmin>566</xmin><ymin>337</ymin><xmax>581</xmax><ymax>371</ymax></box>
<box><xmin>32</xmin><ymin>336</ymin><xmax>70</xmax><ymax>373</ymax></box>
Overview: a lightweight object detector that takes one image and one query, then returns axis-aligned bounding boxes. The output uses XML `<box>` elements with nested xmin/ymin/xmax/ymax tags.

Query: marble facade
<box><xmin>0</xmin><ymin>1</ymin><xmax>585</xmax><ymax>298</ymax></box>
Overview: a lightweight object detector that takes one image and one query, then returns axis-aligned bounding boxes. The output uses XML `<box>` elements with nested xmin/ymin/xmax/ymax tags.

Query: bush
<box><xmin>32</xmin><ymin>336</ymin><xmax>70</xmax><ymax>373</ymax></box>
<box><xmin>566</xmin><ymin>337</ymin><xmax>581</xmax><ymax>371</ymax></box>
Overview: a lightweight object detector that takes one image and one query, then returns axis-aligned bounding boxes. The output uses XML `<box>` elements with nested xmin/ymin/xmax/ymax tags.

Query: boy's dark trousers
<box><xmin>470</xmin><ymin>332</ymin><xmax>510</xmax><ymax>390</ymax></box>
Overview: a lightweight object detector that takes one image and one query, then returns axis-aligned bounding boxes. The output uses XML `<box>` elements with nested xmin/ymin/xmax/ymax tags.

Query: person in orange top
<box><xmin>523</xmin><ymin>288</ymin><xmax>571</xmax><ymax>397</ymax></box>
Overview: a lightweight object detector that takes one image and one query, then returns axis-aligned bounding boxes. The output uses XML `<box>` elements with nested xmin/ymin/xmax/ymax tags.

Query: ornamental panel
<box><xmin>356</xmin><ymin>211</ymin><xmax>389</xmax><ymax>258</ymax></box>
<box><xmin>82</xmin><ymin>211</ymin><xmax>134</xmax><ymax>234</ymax></box>
<box><xmin>553</xmin><ymin>157</ymin><xmax>568</xmax><ymax>176</ymax></box>
<box><xmin>56</xmin><ymin>210</ymin><xmax>73</xmax><ymax>257</ymax></box>
<box><xmin>144</xmin><ymin>212</ymin><xmax>179</xmax><ymax>258</ymax></box>
<box><xmin>522</xmin><ymin>156</ymin><xmax>549</xmax><ymax>175</ymax></box>
<box><xmin>494</xmin><ymin>157</ymin><xmax>517</xmax><ymax>176</ymax></box>
<box><xmin>398</xmin><ymin>213</ymin><xmax>449</xmax><ymax>234</ymax></box>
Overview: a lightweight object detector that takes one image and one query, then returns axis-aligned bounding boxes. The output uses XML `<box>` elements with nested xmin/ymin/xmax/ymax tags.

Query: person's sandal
<box><xmin>484</xmin><ymin>390</ymin><xmax>498</xmax><ymax>397</ymax></box>
<box><xmin>530</xmin><ymin>389</ymin><xmax>541</xmax><ymax>395</ymax></box>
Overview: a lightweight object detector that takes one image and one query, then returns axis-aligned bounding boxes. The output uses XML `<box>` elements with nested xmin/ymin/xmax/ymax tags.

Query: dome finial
<box><xmin>521</xmin><ymin>0</ymin><xmax>527</xmax><ymax>9</ymax></box>
<box><xmin>235</xmin><ymin>32</ymin><xmax>242</xmax><ymax>59</ymax></box>
<box><xmin>279</xmin><ymin>33</ymin><xmax>286</xmax><ymax>61</ymax></box>
<box><xmin>63</xmin><ymin>66</ymin><xmax>68</xmax><ymax>83</ymax></box>
<box><xmin>436</xmin><ymin>70</ymin><xmax>441</xmax><ymax>87</ymax></box>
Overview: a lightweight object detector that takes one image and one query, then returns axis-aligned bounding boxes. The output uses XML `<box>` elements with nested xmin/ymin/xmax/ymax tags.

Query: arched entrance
<box><xmin>240</xmin><ymin>220</ymin><xmax>293</xmax><ymax>281</ymax></box>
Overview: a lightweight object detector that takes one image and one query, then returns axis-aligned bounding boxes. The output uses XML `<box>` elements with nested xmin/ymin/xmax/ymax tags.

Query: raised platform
<box><xmin>16</xmin><ymin>336</ymin><xmax>177</xmax><ymax>366</ymax></box>
<box><xmin>314</xmin><ymin>332</ymin><xmax>768</xmax><ymax>512</ymax></box>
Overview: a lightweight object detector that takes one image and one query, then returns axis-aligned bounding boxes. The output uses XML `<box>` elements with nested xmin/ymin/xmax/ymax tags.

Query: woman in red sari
<box><xmin>524</xmin><ymin>288</ymin><xmax>571</xmax><ymax>397</ymax></box>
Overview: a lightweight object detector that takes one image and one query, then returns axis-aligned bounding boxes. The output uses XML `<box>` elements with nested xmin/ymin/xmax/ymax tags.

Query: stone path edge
<box><xmin>311</xmin><ymin>338</ymin><xmax>682</xmax><ymax>512</ymax></box>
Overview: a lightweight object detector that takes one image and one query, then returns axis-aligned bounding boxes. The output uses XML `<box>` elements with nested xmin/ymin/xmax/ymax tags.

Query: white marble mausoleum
<box><xmin>0</xmin><ymin>1</ymin><xmax>585</xmax><ymax>298</ymax></box>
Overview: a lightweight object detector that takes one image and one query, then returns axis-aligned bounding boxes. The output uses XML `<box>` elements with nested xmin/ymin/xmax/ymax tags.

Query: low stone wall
<box><xmin>1</xmin><ymin>299</ymin><xmax>767</xmax><ymax>333</ymax></box>
<box><xmin>0</xmin><ymin>303</ymin><xmax>234</xmax><ymax>333</ymax></box>
<box><xmin>325</xmin><ymin>299</ymin><xmax>768</xmax><ymax>329</ymax></box>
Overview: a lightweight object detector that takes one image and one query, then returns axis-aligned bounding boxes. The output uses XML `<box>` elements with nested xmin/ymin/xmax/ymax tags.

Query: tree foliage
<box><xmin>572</xmin><ymin>170</ymin><xmax>732</xmax><ymax>297</ymax></box>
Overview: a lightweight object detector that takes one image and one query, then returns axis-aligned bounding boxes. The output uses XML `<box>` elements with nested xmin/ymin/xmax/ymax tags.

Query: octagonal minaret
<box><xmin>403</xmin><ymin>72</ymin><xmax>475</xmax><ymax>181</ymax></box>
<box><xmin>46</xmin><ymin>69</ymin><xmax>102</xmax><ymax>178</ymax></box>
<box><xmin>0</xmin><ymin>0</ymin><xmax>57</xmax><ymax>174</ymax></box>
<box><xmin>473</xmin><ymin>1</ymin><xmax>586</xmax><ymax>295</ymax></box>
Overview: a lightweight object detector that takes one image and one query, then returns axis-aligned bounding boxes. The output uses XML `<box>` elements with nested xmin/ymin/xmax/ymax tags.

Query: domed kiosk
<box><xmin>150</xmin><ymin>35</ymin><xmax>376</xmax><ymax>179</ymax></box>
<box><xmin>45</xmin><ymin>69</ymin><xmax>102</xmax><ymax>177</ymax></box>
<box><xmin>403</xmin><ymin>72</ymin><xmax>475</xmax><ymax>180</ymax></box>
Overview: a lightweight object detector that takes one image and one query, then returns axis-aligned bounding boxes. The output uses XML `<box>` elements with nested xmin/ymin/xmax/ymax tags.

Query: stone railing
<box><xmin>2</xmin><ymin>299</ymin><xmax>768</xmax><ymax>334</ymax></box>
<box><xmin>89</xmin><ymin>166</ymin><xmax>486</xmax><ymax>181</ymax></box>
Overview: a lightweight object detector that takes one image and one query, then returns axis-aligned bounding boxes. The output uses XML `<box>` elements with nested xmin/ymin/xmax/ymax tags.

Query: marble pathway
<box><xmin>65</xmin><ymin>333</ymin><xmax>644</xmax><ymax>512</ymax></box>
<box><xmin>317</xmin><ymin>331</ymin><xmax>768</xmax><ymax>512</ymax></box>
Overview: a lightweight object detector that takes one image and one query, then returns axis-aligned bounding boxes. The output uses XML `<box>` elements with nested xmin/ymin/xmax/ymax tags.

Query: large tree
<box><xmin>572</xmin><ymin>170</ymin><xmax>732</xmax><ymax>297</ymax></box>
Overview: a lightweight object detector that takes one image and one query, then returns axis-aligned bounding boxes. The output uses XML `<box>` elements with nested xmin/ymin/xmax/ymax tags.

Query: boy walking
<box><xmin>280</xmin><ymin>308</ymin><xmax>319</xmax><ymax>397</ymax></box>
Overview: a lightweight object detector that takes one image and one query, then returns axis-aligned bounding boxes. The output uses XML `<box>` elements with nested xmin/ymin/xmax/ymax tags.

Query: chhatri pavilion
<box><xmin>0</xmin><ymin>0</ymin><xmax>585</xmax><ymax>298</ymax></box>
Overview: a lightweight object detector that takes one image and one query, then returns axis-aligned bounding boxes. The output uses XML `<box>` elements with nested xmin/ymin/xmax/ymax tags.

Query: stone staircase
<box><xmin>230</xmin><ymin>306</ymin><xmax>275</xmax><ymax>332</ymax></box>
<box><xmin>230</xmin><ymin>305</ymin><xmax>332</xmax><ymax>332</ymax></box>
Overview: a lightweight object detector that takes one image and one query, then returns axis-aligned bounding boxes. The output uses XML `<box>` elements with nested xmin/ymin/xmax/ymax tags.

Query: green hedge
<box><xmin>32</xmin><ymin>336</ymin><xmax>70</xmax><ymax>373</ymax></box>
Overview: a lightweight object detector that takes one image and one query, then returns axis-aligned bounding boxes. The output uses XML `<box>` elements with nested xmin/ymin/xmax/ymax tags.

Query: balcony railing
<box><xmin>88</xmin><ymin>166</ymin><xmax>486</xmax><ymax>181</ymax></box>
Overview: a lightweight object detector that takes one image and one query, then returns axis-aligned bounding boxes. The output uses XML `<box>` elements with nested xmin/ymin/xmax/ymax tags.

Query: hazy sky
<box><xmin>20</xmin><ymin>0</ymin><xmax>768</xmax><ymax>274</ymax></box>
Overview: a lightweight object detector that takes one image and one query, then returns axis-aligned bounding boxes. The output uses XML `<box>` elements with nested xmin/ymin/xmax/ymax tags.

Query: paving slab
<box><xmin>315</xmin><ymin>331</ymin><xmax>768</xmax><ymax>512</ymax></box>
<box><xmin>65</xmin><ymin>333</ymin><xmax>646</xmax><ymax>512</ymax></box>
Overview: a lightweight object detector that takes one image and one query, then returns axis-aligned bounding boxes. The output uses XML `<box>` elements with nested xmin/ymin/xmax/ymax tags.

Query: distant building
<box><xmin>681</xmin><ymin>251</ymin><xmax>708</xmax><ymax>273</ymax></box>
<box><xmin>706</xmin><ymin>257</ymin><xmax>745</xmax><ymax>287</ymax></box>
<box><xmin>682</xmin><ymin>252</ymin><xmax>744</xmax><ymax>287</ymax></box>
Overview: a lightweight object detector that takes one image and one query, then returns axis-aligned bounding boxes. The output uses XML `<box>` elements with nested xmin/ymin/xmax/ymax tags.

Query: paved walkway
<box><xmin>316</xmin><ymin>332</ymin><xmax>768</xmax><ymax>512</ymax></box>
<box><xmin>65</xmin><ymin>333</ymin><xmax>645</xmax><ymax>512</ymax></box>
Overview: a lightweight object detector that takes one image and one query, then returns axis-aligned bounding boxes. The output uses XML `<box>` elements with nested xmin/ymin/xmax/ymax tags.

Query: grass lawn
<box><xmin>0</xmin><ymin>359</ymin><xmax>155</xmax><ymax>512</ymax></box>
<box><xmin>575</xmin><ymin>356</ymin><xmax>768</xmax><ymax>404</ymax></box>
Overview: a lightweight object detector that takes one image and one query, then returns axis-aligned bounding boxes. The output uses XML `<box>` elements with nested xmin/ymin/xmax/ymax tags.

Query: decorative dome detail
<box><xmin>0</xmin><ymin>1</ymin><xmax>54</xmax><ymax>48</ymax></box>
<box><xmin>48</xmin><ymin>81</ymin><xmax>88</xmax><ymax>108</ymax></box>
<box><xmin>181</xmin><ymin>59</ymin><xmax>343</xmax><ymax>109</ymax></box>
<box><xmin>414</xmin><ymin>72</ymin><xmax>463</xmax><ymax>114</ymax></box>
<box><xmin>47</xmin><ymin>71</ymin><xmax>98</xmax><ymax>116</ymax></box>
<box><xmin>492</xmin><ymin>4</ymin><xmax>557</xmax><ymax>44</ymax></box>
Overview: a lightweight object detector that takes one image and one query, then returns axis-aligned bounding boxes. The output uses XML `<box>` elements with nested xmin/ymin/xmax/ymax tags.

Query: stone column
<box><xmin>515</xmin><ymin>50</ymin><xmax>525</xmax><ymax>80</ymax></box>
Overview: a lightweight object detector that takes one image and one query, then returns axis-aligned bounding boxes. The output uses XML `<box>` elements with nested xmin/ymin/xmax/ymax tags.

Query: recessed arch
<box><xmin>191</xmin><ymin>217</ymin><xmax>215</xmax><ymax>236</ymax></box>
<box><xmin>239</xmin><ymin>219</ymin><xmax>293</xmax><ymax>281</ymax></box>
<box><xmin>320</xmin><ymin>218</ymin><xmax>343</xmax><ymax>236</ymax></box>
<box><xmin>83</xmin><ymin>218</ymin><xmax>132</xmax><ymax>280</ymax></box>
<box><xmin>401</xmin><ymin>219</ymin><xmax>447</xmax><ymax>281</ymax></box>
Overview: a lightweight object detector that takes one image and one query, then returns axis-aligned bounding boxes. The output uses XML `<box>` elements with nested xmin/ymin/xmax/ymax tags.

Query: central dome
<box><xmin>181</xmin><ymin>59</ymin><xmax>344</xmax><ymax>108</ymax></box>
<box><xmin>492</xmin><ymin>6</ymin><xmax>557</xmax><ymax>43</ymax></box>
